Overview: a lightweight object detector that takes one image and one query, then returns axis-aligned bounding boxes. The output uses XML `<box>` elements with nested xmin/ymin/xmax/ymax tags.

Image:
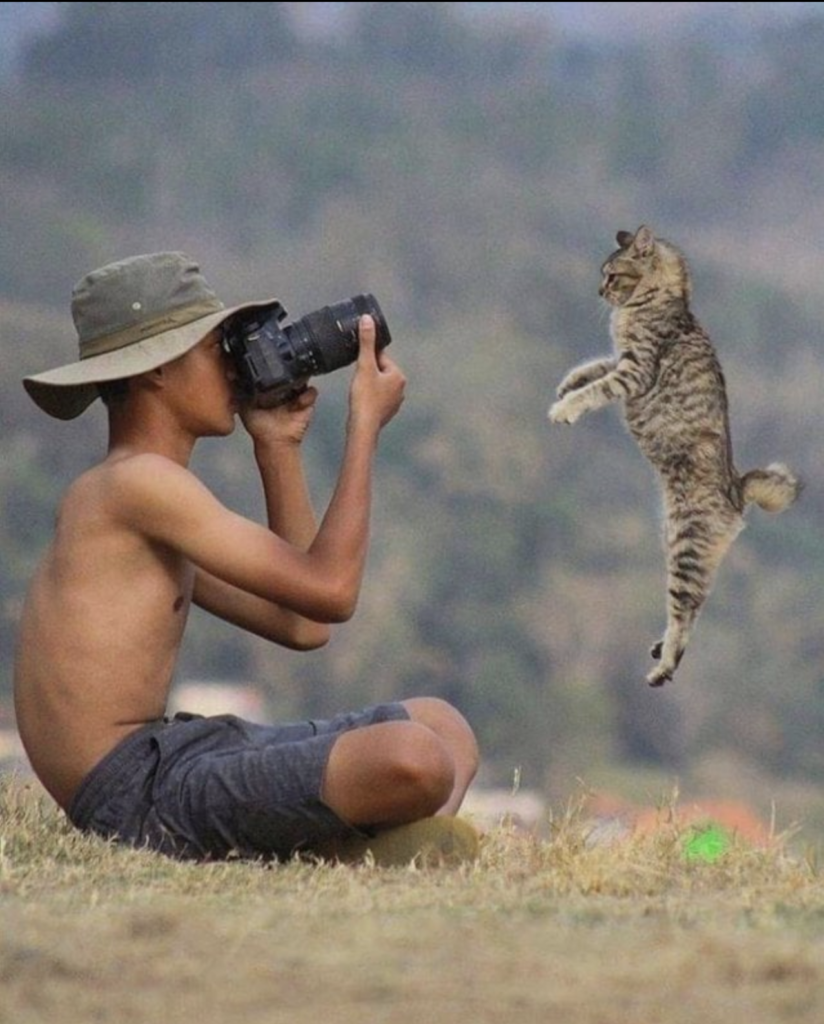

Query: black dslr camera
<box><xmin>222</xmin><ymin>293</ymin><xmax>392</xmax><ymax>406</ymax></box>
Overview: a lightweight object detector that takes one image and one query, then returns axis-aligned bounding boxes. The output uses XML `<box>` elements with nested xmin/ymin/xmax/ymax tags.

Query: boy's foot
<box><xmin>333</xmin><ymin>816</ymin><xmax>480</xmax><ymax>868</ymax></box>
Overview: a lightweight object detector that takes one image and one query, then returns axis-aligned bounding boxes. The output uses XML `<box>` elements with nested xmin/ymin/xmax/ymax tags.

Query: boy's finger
<box><xmin>357</xmin><ymin>315</ymin><xmax>376</xmax><ymax>363</ymax></box>
<box><xmin>293</xmin><ymin>385</ymin><xmax>318</xmax><ymax>410</ymax></box>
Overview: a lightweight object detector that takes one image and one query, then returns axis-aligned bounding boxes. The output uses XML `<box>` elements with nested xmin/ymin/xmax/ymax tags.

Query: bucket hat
<box><xmin>23</xmin><ymin>251</ymin><xmax>278</xmax><ymax>420</ymax></box>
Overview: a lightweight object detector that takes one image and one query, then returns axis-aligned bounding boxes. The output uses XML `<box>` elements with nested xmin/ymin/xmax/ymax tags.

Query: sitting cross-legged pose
<box><xmin>14</xmin><ymin>251</ymin><xmax>480</xmax><ymax>865</ymax></box>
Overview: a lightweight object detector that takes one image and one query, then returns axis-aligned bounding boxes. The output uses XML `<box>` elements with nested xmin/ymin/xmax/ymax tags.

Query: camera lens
<box><xmin>292</xmin><ymin>293</ymin><xmax>391</xmax><ymax>375</ymax></box>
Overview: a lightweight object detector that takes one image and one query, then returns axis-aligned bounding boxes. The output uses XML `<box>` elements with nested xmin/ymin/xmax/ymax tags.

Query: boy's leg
<box><xmin>320</xmin><ymin>697</ymin><xmax>479</xmax><ymax>828</ymax></box>
<box><xmin>401</xmin><ymin>697</ymin><xmax>479</xmax><ymax>815</ymax></box>
<box><xmin>321</xmin><ymin>719</ymin><xmax>453</xmax><ymax>827</ymax></box>
<box><xmin>317</xmin><ymin>698</ymin><xmax>480</xmax><ymax>867</ymax></box>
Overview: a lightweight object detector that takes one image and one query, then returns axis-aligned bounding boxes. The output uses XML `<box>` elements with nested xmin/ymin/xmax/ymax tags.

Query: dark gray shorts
<box><xmin>67</xmin><ymin>703</ymin><xmax>410</xmax><ymax>862</ymax></box>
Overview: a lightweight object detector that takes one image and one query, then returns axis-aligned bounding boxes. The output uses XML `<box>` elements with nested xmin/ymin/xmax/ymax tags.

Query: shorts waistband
<box><xmin>68</xmin><ymin>720</ymin><xmax>167</xmax><ymax>830</ymax></box>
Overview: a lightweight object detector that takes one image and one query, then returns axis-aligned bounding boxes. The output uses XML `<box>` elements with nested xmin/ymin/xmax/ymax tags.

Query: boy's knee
<box><xmin>403</xmin><ymin>696</ymin><xmax>480</xmax><ymax>776</ymax></box>
<box><xmin>394</xmin><ymin>726</ymin><xmax>456</xmax><ymax>812</ymax></box>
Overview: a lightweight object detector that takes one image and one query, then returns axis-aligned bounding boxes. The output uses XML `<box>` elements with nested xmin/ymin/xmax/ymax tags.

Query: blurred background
<box><xmin>1</xmin><ymin>1</ymin><xmax>823</xmax><ymax>838</ymax></box>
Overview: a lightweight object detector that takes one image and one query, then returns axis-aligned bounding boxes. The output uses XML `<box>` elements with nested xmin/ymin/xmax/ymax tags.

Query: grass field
<box><xmin>3</xmin><ymin>775</ymin><xmax>824</xmax><ymax>1024</ymax></box>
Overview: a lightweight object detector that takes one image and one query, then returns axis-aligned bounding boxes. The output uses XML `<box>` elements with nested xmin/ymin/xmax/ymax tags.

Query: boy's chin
<box><xmin>207</xmin><ymin>416</ymin><xmax>237</xmax><ymax>438</ymax></box>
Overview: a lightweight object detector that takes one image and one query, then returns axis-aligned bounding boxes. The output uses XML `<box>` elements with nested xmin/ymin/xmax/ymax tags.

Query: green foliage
<box><xmin>23</xmin><ymin>2</ymin><xmax>297</xmax><ymax>84</ymax></box>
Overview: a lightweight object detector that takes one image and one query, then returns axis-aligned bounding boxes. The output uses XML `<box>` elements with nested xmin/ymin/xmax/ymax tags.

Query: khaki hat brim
<box><xmin>23</xmin><ymin>298</ymin><xmax>279</xmax><ymax>420</ymax></box>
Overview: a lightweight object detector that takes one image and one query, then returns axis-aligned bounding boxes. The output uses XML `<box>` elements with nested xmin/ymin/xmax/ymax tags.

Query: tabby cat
<box><xmin>548</xmin><ymin>225</ymin><xmax>801</xmax><ymax>686</ymax></box>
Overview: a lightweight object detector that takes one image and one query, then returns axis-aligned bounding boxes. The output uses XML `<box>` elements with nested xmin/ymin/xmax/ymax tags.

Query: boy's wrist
<box><xmin>346</xmin><ymin>409</ymin><xmax>381</xmax><ymax>442</ymax></box>
<box><xmin>252</xmin><ymin>434</ymin><xmax>304</xmax><ymax>467</ymax></box>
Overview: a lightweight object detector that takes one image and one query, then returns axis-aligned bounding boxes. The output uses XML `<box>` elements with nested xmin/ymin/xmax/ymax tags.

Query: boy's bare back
<box><xmin>14</xmin><ymin>453</ymin><xmax>194</xmax><ymax>808</ymax></box>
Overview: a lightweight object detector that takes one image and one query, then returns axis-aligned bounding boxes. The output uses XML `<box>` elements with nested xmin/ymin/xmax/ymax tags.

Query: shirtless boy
<box><xmin>14</xmin><ymin>251</ymin><xmax>479</xmax><ymax>863</ymax></box>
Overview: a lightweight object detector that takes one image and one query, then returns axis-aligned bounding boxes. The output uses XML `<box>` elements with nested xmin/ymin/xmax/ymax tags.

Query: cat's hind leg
<box><xmin>646</xmin><ymin>511</ymin><xmax>744</xmax><ymax>687</ymax></box>
<box><xmin>647</xmin><ymin>605</ymin><xmax>698</xmax><ymax>688</ymax></box>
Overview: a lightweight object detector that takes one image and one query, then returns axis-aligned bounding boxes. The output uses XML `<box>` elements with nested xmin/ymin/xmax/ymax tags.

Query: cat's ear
<box><xmin>633</xmin><ymin>225</ymin><xmax>656</xmax><ymax>256</ymax></box>
<box><xmin>616</xmin><ymin>230</ymin><xmax>634</xmax><ymax>248</ymax></box>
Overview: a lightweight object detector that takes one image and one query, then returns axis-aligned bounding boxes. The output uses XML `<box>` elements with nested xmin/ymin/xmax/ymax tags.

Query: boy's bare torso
<box><xmin>14</xmin><ymin>454</ymin><xmax>192</xmax><ymax>810</ymax></box>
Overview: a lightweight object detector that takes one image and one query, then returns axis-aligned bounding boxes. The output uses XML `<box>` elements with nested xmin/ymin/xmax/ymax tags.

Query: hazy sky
<box><xmin>473</xmin><ymin>2</ymin><xmax>824</xmax><ymax>37</ymax></box>
<box><xmin>3</xmin><ymin>2</ymin><xmax>824</xmax><ymax>59</ymax></box>
<box><xmin>278</xmin><ymin>2</ymin><xmax>824</xmax><ymax>45</ymax></box>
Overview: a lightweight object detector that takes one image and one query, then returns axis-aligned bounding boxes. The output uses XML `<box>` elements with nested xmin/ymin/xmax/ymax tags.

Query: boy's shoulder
<box><xmin>68</xmin><ymin>451</ymin><xmax>195</xmax><ymax>491</ymax></box>
<box><xmin>62</xmin><ymin>452</ymin><xmax>207</xmax><ymax>520</ymax></box>
<box><xmin>56</xmin><ymin>450</ymin><xmax>223</xmax><ymax>555</ymax></box>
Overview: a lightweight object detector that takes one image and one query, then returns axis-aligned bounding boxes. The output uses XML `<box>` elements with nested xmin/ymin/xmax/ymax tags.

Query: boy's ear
<box><xmin>133</xmin><ymin>366</ymin><xmax>165</xmax><ymax>395</ymax></box>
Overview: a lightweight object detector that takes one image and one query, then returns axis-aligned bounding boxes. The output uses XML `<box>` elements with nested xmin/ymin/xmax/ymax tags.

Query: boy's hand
<box><xmin>349</xmin><ymin>315</ymin><xmax>406</xmax><ymax>431</ymax></box>
<box><xmin>241</xmin><ymin>386</ymin><xmax>318</xmax><ymax>447</ymax></box>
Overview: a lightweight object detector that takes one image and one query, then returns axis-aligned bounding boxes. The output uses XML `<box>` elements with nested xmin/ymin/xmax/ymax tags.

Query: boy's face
<box><xmin>161</xmin><ymin>328</ymin><xmax>239</xmax><ymax>437</ymax></box>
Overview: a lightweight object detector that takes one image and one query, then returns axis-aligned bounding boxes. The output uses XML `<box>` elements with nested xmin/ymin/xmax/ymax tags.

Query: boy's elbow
<box><xmin>278</xmin><ymin>620</ymin><xmax>332</xmax><ymax>651</ymax></box>
<box><xmin>323</xmin><ymin>578</ymin><xmax>360</xmax><ymax>624</ymax></box>
<box><xmin>290</xmin><ymin>624</ymin><xmax>332</xmax><ymax>651</ymax></box>
<box><xmin>325</xmin><ymin>597</ymin><xmax>357</xmax><ymax>624</ymax></box>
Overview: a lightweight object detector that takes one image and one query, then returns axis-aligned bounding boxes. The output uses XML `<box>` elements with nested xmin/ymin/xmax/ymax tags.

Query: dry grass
<box><xmin>3</xmin><ymin>775</ymin><xmax>824</xmax><ymax>1023</ymax></box>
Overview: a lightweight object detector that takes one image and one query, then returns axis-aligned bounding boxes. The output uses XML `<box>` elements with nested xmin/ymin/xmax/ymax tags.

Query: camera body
<box><xmin>222</xmin><ymin>293</ymin><xmax>392</xmax><ymax>406</ymax></box>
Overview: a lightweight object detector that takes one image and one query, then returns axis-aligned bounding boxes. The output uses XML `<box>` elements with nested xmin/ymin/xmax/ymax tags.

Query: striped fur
<box><xmin>549</xmin><ymin>225</ymin><xmax>801</xmax><ymax>686</ymax></box>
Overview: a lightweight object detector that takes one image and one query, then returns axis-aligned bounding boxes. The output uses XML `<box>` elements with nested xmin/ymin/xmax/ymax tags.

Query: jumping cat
<box><xmin>548</xmin><ymin>225</ymin><xmax>801</xmax><ymax>686</ymax></box>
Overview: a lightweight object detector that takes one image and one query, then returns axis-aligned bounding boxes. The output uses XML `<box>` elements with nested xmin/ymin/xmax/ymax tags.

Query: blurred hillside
<box><xmin>1</xmin><ymin>2</ymin><xmax>822</xmax><ymax>832</ymax></box>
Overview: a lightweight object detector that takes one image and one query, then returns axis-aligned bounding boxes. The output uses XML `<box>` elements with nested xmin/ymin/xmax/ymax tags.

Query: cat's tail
<box><xmin>740</xmin><ymin>463</ymin><xmax>803</xmax><ymax>513</ymax></box>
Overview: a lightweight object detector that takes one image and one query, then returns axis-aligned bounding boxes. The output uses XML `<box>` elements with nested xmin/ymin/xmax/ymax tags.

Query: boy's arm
<box><xmin>114</xmin><ymin>317</ymin><xmax>405</xmax><ymax>646</ymax></box>
<box><xmin>194</xmin><ymin>386</ymin><xmax>330</xmax><ymax>649</ymax></box>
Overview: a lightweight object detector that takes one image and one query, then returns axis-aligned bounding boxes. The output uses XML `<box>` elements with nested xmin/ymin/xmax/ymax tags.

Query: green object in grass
<box><xmin>683</xmin><ymin>824</ymin><xmax>730</xmax><ymax>862</ymax></box>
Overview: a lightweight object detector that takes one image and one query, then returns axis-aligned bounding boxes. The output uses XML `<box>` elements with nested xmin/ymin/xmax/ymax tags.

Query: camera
<box><xmin>222</xmin><ymin>293</ymin><xmax>392</xmax><ymax>406</ymax></box>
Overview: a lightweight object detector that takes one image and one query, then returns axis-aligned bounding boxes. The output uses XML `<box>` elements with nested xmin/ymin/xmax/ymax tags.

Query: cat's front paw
<box><xmin>548</xmin><ymin>394</ymin><xmax>583</xmax><ymax>424</ymax></box>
